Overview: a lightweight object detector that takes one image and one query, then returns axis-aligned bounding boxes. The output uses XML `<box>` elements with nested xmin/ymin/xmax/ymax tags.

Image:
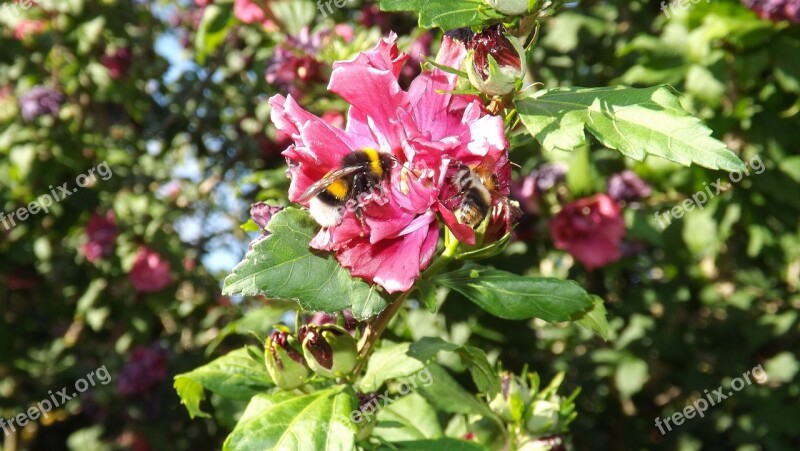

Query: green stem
<box><xmin>353</xmin><ymin>235</ymin><xmax>462</xmax><ymax>377</ymax></box>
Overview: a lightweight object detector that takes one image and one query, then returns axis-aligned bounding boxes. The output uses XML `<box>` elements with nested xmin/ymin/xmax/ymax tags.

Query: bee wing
<box><xmin>297</xmin><ymin>166</ymin><xmax>362</xmax><ymax>204</ymax></box>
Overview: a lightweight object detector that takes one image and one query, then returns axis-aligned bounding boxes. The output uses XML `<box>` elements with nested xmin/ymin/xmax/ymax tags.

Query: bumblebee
<box><xmin>450</xmin><ymin>159</ymin><xmax>501</xmax><ymax>228</ymax></box>
<box><xmin>299</xmin><ymin>148</ymin><xmax>393</xmax><ymax>227</ymax></box>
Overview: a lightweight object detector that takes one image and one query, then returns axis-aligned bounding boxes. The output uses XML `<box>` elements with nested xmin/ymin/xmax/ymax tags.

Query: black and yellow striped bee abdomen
<box><xmin>300</xmin><ymin>148</ymin><xmax>394</xmax><ymax>227</ymax></box>
<box><xmin>452</xmin><ymin>166</ymin><xmax>494</xmax><ymax>228</ymax></box>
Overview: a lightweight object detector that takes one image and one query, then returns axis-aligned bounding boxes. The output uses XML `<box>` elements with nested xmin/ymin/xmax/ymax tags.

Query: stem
<box><xmin>353</xmin><ymin>236</ymin><xmax>462</xmax><ymax>376</ymax></box>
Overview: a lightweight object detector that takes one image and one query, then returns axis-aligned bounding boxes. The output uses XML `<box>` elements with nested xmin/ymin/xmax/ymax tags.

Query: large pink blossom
<box><xmin>549</xmin><ymin>194</ymin><xmax>626</xmax><ymax>270</ymax></box>
<box><xmin>270</xmin><ymin>35</ymin><xmax>507</xmax><ymax>293</ymax></box>
<box><xmin>129</xmin><ymin>246</ymin><xmax>173</xmax><ymax>293</ymax></box>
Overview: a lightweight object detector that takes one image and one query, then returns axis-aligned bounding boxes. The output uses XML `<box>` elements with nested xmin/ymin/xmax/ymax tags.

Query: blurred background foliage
<box><xmin>0</xmin><ymin>0</ymin><xmax>798</xmax><ymax>450</ymax></box>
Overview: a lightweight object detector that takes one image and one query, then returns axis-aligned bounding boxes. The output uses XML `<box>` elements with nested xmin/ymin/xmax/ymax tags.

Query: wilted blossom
<box><xmin>549</xmin><ymin>194</ymin><xmax>626</xmax><ymax>270</ymax></box>
<box><xmin>81</xmin><ymin>211</ymin><xmax>117</xmax><ymax>263</ymax></box>
<box><xmin>265</xmin><ymin>28</ymin><xmax>326</xmax><ymax>97</ymax></box>
<box><xmin>247</xmin><ymin>201</ymin><xmax>284</xmax><ymax>251</ymax></box>
<box><xmin>117</xmin><ymin>346</ymin><xmax>168</xmax><ymax>396</ymax></box>
<box><xmin>360</xmin><ymin>4</ymin><xmax>392</xmax><ymax>33</ymax></box>
<box><xmin>270</xmin><ymin>34</ymin><xmax>509</xmax><ymax>293</ymax></box>
<box><xmin>129</xmin><ymin>246</ymin><xmax>173</xmax><ymax>293</ymax></box>
<box><xmin>101</xmin><ymin>48</ymin><xmax>133</xmax><ymax>79</ymax></box>
<box><xmin>742</xmin><ymin>0</ymin><xmax>800</xmax><ymax>23</ymax></box>
<box><xmin>19</xmin><ymin>85</ymin><xmax>63</xmax><ymax>121</ymax></box>
<box><xmin>510</xmin><ymin>163</ymin><xmax>567</xmax><ymax>215</ymax></box>
<box><xmin>233</xmin><ymin>0</ymin><xmax>275</xmax><ymax>29</ymax></box>
<box><xmin>607</xmin><ymin>170</ymin><xmax>652</xmax><ymax>204</ymax></box>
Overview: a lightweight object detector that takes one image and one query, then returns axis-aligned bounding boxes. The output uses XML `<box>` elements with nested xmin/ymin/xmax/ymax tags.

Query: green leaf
<box><xmin>373</xmin><ymin>393</ymin><xmax>443</xmax><ymax>441</ymax></box>
<box><xmin>195</xmin><ymin>3</ymin><xmax>235</xmax><ymax>65</ymax></box>
<box><xmin>575</xmin><ymin>296</ymin><xmax>610</xmax><ymax>341</ymax></box>
<box><xmin>408</xmin><ymin>337</ymin><xmax>500</xmax><ymax>396</ymax></box>
<box><xmin>174</xmin><ymin>377</ymin><xmax>209</xmax><ymax>419</ymax></box>
<box><xmin>359</xmin><ymin>342</ymin><xmax>426</xmax><ymax>392</ymax></box>
<box><xmin>174</xmin><ymin>346</ymin><xmax>273</xmax><ymax>418</ymax></box>
<box><xmin>614</xmin><ymin>355</ymin><xmax>649</xmax><ymax>400</ymax></box>
<box><xmin>434</xmin><ymin>265</ymin><xmax>594</xmax><ymax>322</ymax></box>
<box><xmin>516</xmin><ymin>86</ymin><xmax>746</xmax><ymax>172</ymax></box>
<box><xmin>222</xmin><ymin>208</ymin><xmax>388</xmax><ymax>320</ymax></box>
<box><xmin>224</xmin><ymin>386</ymin><xmax>357</xmax><ymax>451</ymax></box>
<box><xmin>380</xmin><ymin>0</ymin><xmax>504</xmax><ymax>30</ymax></box>
<box><xmin>360</xmin><ymin>339</ymin><xmax>499</xmax><ymax>397</ymax></box>
<box><xmin>416</xmin><ymin>364</ymin><xmax>496</xmax><ymax>417</ymax></box>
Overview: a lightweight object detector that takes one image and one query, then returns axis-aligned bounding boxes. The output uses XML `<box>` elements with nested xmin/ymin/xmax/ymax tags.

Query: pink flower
<box><xmin>129</xmin><ymin>247</ymin><xmax>173</xmax><ymax>293</ymax></box>
<box><xmin>270</xmin><ymin>35</ymin><xmax>507</xmax><ymax>293</ymax></box>
<box><xmin>81</xmin><ymin>211</ymin><xmax>117</xmax><ymax>263</ymax></box>
<box><xmin>549</xmin><ymin>194</ymin><xmax>626</xmax><ymax>270</ymax></box>
<box><xmin>14</xmin><ymin>19</ymin><xmax>45</xmax><ymax>40</ymax></box>
<box><xmin>233</xmin><ymin>0</ymin><xmax>274</xmax><ymax>29</ymax></box>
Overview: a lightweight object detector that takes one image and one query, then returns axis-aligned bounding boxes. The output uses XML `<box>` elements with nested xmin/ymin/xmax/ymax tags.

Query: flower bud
<box><xmin>465</xmin><ymin>25</ymin><xmax>527</xmax><ymax>96</ymax></box>
<box><xmin>299</xmin><ymin>324</ymin><xmax>358</xmax><ymax>378</ymax></box>
<box><xmin>525</xmin><ymin>399</ymin><xmax>560</xmax><ymax>434</ymax></box>
<box><xmin>488</xmin><ymin>372</ymin><xmax>530</xmax><ymax>422</ymax></box>
<box><xmin>484</xmin><ymin>0</ymin><xmax>530</xmax><ymax>15</ymax></box>
<box><xmin>265</xmin><ymin>329</ymin><xmax>310</xmax><ymax>390</ymax></box>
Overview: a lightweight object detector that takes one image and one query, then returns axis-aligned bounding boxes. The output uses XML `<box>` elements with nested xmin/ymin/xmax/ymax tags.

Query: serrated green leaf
<box><xmin>174</xmin><ymin>377</ymin><xmax>209</xmax><ymax>419</ymax></box>
<box><xmin>223</xmin><ymin>386</ymin><xmax>357</xmax><ymax>451</ymax></box>
<box><xmin>516</xmin><ymin>86</ymin><xmax>746</xmax><ymax>172</ymax></box>
<box><xmin>434</xmin><ymin>264</ymin><xmax>594</xmax><ymax>322</ymax></box>
<box><xmin>174</xmin><ymin>346</ymin><xmax>273</xmax><ymax>418</ymax></box>
<box><xmin>380</xmin><ymin>0</ymin><xmax>504</xmax><ymax>30</ymax></box>
<box><xmin>222</xmin><ymin>208</ymin><xmax>388</xmax><ymax>320</ymax></box>
<box><xmin>575</xmin><ymin>296</ymin><xmax>610</xmax><ymax>341</ymax></box>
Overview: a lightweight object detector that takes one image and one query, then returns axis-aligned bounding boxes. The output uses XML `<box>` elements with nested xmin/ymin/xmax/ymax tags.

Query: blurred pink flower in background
<box><xmin>550</xmin><ymin>194</ymin><xmax>626</xmax><ymax>270</ymax></box>
<box><xmin>81</xmin><ymin>211</ymin><xmax>117</xmax><ymax>263</ymax></box>
<box><xmin>129</xmin><ymin>246</ymin><xmax>173</xmax><ymax>293</ymax></box>
<box><xmin>13</xmin><ymin>19</ymin><xmax>45</xmax><ymax>40</ymax></box>
<box><xmin>101</xmin><ymin>48</ymin><xmax>133</xmax><ymax>79</ymax></box>
<box><xmin>233</xmin><ymin>0</ymin><xmax>275</xmax><ymax>29</ymax></box>
<box><xmin>117</xmin><ymin>346</ymin><xmax>168</xmax><ymax>396</ymax></box>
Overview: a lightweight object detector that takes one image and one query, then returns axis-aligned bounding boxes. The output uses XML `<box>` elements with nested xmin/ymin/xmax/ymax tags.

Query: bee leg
<box><xmin>355</xmin><ymin>208</ymin><xmax>366</xmax><ymax>237</ymax></box>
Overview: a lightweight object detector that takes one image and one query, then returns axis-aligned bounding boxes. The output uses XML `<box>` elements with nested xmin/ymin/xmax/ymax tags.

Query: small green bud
<box><xmin>299</xmin><ymin>324</ymin><xmax>357</xmax><ymax>378</ymax></box>
<box><xmin>265</xmin><ymin>329</ymin><xmax>310</xmax><ymax>390</ymax></box>
<box><xmin>489</xmin><ymin>372</ymin><xmax>530</xmax><ymax>422</ymax></box>
<box><xmin>525</xmin><ymin>398</ymin><xmax>560</xmax><ymax>434</ymax></box>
